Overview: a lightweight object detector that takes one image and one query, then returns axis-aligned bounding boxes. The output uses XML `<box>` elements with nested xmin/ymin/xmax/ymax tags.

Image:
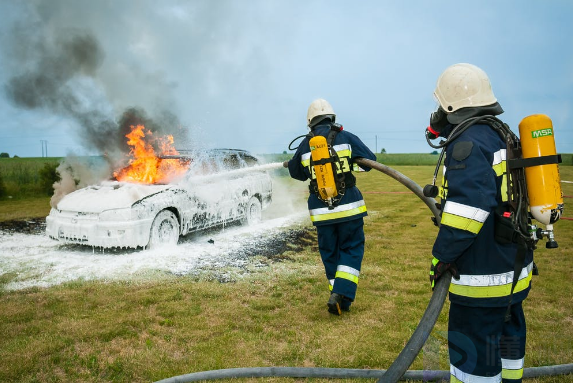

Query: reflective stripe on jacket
<box><xmin>433</xmin><ymin>123</ymin><xmax>533</xmax><ymax>307</ymax></box>
<box><xmin>449</xmin><ymin>261</ymin><xmax>533</xmax><ymax>299</ymax></box>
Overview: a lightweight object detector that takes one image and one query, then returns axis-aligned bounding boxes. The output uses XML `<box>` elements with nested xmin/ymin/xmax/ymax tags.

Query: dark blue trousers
<box><xmin>316</xmin><ymin>218</ymin><xmax>365</xmax><ymax>302</ymax></box>
<box><xmin>448</xmin><ymin>302</ymin><xmax>527</xmax><ymax>382</ymax></box>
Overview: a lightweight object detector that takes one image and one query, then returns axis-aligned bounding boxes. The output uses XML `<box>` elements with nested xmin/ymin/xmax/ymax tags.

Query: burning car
<box><xmin>46</xmin><ymin>147</ymin><xmax>273</xmax><ymax>249</ymax></box>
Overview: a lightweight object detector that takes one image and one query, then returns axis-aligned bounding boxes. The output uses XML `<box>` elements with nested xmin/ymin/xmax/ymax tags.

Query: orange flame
<box><xmin>113</xmin><ymin>125</ymin><xmax>189</xmax><ymax>184</ymax></box>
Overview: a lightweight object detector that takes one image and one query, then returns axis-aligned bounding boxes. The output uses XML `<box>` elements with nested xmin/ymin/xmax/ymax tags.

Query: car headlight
<box><xmin>99</xmin><ymin>208</ymin><xmax>133</xmax><ymax>222</ymax></box>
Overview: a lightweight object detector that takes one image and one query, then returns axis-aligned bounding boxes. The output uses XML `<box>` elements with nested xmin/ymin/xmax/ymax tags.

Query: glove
<box><xmin>282</xmin><ymin>160</ymin><xmax>289</xmax><ymax>168</ymax></box>
<box><xmin>429</xmin><ymin>256</ymin><xmax>459</xmax><ymax>290</ymax></box>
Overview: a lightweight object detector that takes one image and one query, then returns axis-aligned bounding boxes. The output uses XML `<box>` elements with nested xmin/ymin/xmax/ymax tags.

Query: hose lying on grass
<box><xmin>155</xmin><ymin>159</ymin><xmax>573</xmax><ymax>383</ymax></box>
<box><xmin>155</xmin><ymin>364</ymin><xmax>573</xmax><ymax>382</ymax></box>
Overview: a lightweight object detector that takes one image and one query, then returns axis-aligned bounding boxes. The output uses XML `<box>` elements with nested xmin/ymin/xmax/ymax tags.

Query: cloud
<box><xmin>0</xmin><ymin>0</ymin><xmax>572</xmax><ymax>156</ymax></box>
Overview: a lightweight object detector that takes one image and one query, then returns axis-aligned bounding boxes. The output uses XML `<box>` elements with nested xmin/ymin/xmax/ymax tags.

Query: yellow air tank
<box><xmin>309</xmin><ymin>135</ymin><xmax>337</xmax><ymax>205</ymax></box>
<box><xmin>518</xmin><ymin>114</ymin><xmax>563</xmax><ymax>226</ymax></box>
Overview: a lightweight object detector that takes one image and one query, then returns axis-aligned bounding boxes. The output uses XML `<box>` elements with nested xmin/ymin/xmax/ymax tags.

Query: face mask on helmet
<box><xmin>427</xmin><ymin>106</ymin><xmax>449</xmax><ymax>139</ymax></box>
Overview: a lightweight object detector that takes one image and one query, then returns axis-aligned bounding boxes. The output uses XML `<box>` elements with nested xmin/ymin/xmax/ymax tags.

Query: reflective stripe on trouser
<box><xmin>328</xmin><ymin>279</ymin><xmax>335</xmax><ymax>291</ymax></box>
<box><xmin>316</xmin><ymin>218</ymin><xmax>364</xmax><ymax>301</ymax></box>
<box><xmin>450</xmin><ymin>365</ymin><xmax>500</xmax><ymax>382</ymax></box>
<box><xmin>310</xmin><ymin>200</ymin><xmax>367</xmax><ymax>223</ymax></box>
<box><xmin>502</xmin><ymin>358</ymin><xmax>524</xmax><ymax>381</ymax></box>
<box><xmin>448</xmin><ymin>302</ymin><xmax>526</xmax><ymax>383</ymax></box>
<box><xmin>450</xmin><ymin>262</ymin><xmax>533</xmax><ymax>299</ymax></box>
<box><xmin>336</xmin><ymin>265</ymin><xmax>359</xmax><ymax>285</ymax></box>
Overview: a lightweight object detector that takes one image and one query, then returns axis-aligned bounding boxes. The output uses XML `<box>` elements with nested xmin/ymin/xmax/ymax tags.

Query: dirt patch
<box><xmin>0</xmin><ymin>218</ymin><xmax>46</xmax><ymax>235</ymax></box>
<box><xmin>238</xmin><ymin>226</ymin><xmax>317</xmax><ymax>261</ymax></box>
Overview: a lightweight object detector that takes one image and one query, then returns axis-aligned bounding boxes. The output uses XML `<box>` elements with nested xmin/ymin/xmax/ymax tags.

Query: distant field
<box><xmin>260</xmin><ymin>152</ymin><xmax>441</xmax><ymax>166</ymax></box>
<box><xmin>0</xmin><ymin>157</ymin><xmax>61</xmax><ymax>198</ymax></box>
<box><xmin>561</xmin><ymin>153</ymin><xmax>573</xmax><ymax>165</ymax></box>
<box><xmin>375</xmin><ymin>153</ymin><xmax>441</xmax><ymax>165</ymax></box>
<box><xmin>262</xmin><ymin>152</ymin><xmax>573</xmax><ymax>167</ymax></box>
<box><xmin>0</xmin><ymin>156</ymin><xmax>110</xmax><ymax>200</ymax></box>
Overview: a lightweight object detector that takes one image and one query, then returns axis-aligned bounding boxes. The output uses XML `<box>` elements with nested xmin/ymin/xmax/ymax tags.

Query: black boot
<box><xmin>340</xmin><ymin>297</ymin><xmax>352</xmax><ymax>312</ymax></box>
<box><xmin>327</xmin><ymin>292</ymin><xmax>343</xmax><ymax>315</ymax></box>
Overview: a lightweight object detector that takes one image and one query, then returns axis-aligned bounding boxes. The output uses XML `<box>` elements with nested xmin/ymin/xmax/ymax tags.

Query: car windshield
<box><xmin>173</xmin><ymin>149</ymin><xmax>259</xmax><ymax>178</ymax></box>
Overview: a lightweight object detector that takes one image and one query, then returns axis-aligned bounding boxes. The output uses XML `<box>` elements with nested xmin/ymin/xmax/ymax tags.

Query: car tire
<box><xmin>241</xmin><ymin>196</ymin><xmax>262</xmax><ymax>225</ymax></box>
<box><xmin>148</xmin><ymin>210</ymin><xmax>180</xmax><ymax>248</ymax></box>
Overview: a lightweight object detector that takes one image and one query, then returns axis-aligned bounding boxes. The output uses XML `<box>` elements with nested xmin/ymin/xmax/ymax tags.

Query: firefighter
<box><xmin>284</xmin><ymin>98</ymin><xmax>376</xmax><ymax>315</ymax></box>
<box><xmin>427</xmin><ymin>63</ymin><xmax>533</xmax><ymax>382</ymax></box>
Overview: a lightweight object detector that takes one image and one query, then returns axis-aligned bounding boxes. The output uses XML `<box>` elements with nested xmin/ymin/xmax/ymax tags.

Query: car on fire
<box><xmin>46</xmin><ymin>149</ymin><xmax>273</xmax><ymax>249</ymax></box>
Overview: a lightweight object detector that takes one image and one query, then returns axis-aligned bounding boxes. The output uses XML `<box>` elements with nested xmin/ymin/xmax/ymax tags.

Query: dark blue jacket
<box><xmin>287</xmin><ymin>122</ymin><xmax>376</xmax><ymax>226</ymax></box>
<box><xmin>433</xmin><ymin>123</ymin><xmax>533</xmax><ymax>307</ymax></box>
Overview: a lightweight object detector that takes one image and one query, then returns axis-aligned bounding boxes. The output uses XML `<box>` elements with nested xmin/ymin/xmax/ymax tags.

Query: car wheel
<box><xmin>148</xmin><ymin>210</ymin><xmax>180</xmax><ymax>248</ymax></box>
<box><xmin>241</xmin><ymin>196</ymin><xmax>262</xmax><ymax>225</ymax></box>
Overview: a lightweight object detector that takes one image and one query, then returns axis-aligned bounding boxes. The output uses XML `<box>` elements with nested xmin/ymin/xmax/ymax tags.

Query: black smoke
<box><xmin>3</xmin><ymin>17</ymin><xmax>188</xmax><ymax>166</ymax></box>
<box><xmin>5</xmin><ymin>32</ymin><xmax>103</xmax><ymax>111</ymax></box>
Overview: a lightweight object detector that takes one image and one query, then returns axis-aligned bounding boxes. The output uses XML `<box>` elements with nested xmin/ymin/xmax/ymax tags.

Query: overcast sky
<box><xmin>0</xmin><ymin>0</ymin><xmax>571</xmax><ymax>158</ymax></box>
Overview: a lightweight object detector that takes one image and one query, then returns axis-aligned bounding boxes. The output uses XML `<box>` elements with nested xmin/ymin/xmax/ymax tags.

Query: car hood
<box><xmin>56</xmin><ymin>181</ymin><xmax>173</xmax><ymax>213</ymax></box>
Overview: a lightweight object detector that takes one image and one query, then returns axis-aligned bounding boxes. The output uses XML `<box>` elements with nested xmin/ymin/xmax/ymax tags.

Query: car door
<box><xmin>179</xmin><ymin>153</ymin><xmax>235</xmax><ymax>231</ymax></box>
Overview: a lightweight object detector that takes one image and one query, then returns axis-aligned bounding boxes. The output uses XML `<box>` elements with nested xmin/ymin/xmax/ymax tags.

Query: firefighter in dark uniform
<box><xmin>427</xmin><ymin>64</ymin><xmax>533</xmax><ymax>382</ymax></box>
<box><xmin>284</xmin><ymin>99</ymin><xmax>376</xmax><ymax>315</ymax></box>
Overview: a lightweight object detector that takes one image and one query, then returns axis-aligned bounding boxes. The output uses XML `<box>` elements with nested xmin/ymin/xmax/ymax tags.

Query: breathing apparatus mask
<box><xmin>426</xmin><ymin>102</ymin><xmax>504</xmax><ymax>147</ymax></box>
<box><xmin>427</xmin><ymin>106</ymin><xmax>450</xmax><ymax>140</ymax></box>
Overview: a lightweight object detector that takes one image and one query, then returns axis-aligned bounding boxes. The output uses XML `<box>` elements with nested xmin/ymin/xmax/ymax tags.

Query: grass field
<box><xmin>0</xmin><ymin>160</ymin><xmax>572</xmax><ymax>383</ymax></box>
<box><xmin>261</xmin><ymin>153</ymin><xmax>450</xmax><ymax>167</ymax></box>
<box><xmin>0</xmin><ymin>196</ymin><xmax>52</xmax><ymax>221</ymax></box>
<box><xmin>261</xmin><ymin>153</ymin><xmax>573</xmax><ymax>167</ymax></box>
<box><xmin>0</xmin><ymin>157</ymin><xmax>61</xmax><ymax>198</ymax></box>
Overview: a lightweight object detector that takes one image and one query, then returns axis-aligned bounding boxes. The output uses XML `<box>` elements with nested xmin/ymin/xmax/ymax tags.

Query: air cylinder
<box><xmin>518</xmin><ymin>114</ymin><xmax>563</xmax><ymax>225</ymax></box>
<box><xmin>309</xmin><ymin>135</ymin><xmax>337</xmax><ymax>204</ymax></box>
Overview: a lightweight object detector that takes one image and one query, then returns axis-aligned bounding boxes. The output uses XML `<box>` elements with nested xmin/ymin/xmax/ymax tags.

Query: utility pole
<box><xmin>375</xmin><ymin>135</ymin><xmax>378</xmax><ymax>154</ymax></box>
<box><xmin>40</xmin><ymin>140</ymin><xmax>48</xmax><ymax>157</ymax></box>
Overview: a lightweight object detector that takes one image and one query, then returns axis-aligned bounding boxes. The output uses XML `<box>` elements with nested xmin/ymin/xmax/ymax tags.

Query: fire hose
<box><xmin>155</xmin><ymin>158</ymin><xmax>573</xmax><ymax>383</ymax></box>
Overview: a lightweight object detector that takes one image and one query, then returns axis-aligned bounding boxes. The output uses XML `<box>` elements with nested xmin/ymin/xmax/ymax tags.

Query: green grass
<box><xmin>0</xmin><ymin>160</ymin><xmax>572</xmax><ymax>382</ymax></box>
<box><xmin>261</xmin><ymin>153</ymin><xmax>573</xmax><ymax>167</ymax></box>
<box><xmin>375</xmin><ymin>153</ymin><xmax>441</xmax><ymax>166</ymax></box>
<box><xmin>259</xmin><ymin>153</ymin><xmax>442</xmax><ymax>166</ymax></box>
<box><xmin>0</xmin><ymin>157</ymin><xmax>61</xmax><ymax>198</ymax></box>
<box><xmin>559</xmin><ymin>153</ymin><xmax>573</xmax><ymax>165</ymax></box>
<box><xmin>0</xmin><ymin>196</ymin><xmax>52</xmax><ymax>221</ymax></box>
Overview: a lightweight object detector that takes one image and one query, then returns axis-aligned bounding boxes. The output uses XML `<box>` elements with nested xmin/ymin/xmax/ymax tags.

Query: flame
<box><xmin>113</xmin><ymin>125</ymin><xmax>189</xmax><ymax>184</ymax></box>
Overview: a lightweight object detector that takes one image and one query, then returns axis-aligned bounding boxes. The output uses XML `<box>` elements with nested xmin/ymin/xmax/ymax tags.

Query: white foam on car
<box><xmin>49</xmin><ymin>161</ymin><xmax>286</xmax><ymax>248</ymax></box>
<box><xmin>57</xmin><ymin>182</ymin><xmax>170</xmax><ymax>213</ymax></box>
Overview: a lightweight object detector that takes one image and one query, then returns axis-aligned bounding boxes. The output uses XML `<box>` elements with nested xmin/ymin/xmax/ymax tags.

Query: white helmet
<box><xmin>307</xmin><ymin>98</ymin><xmax>335</xmax><ymax>126</ymax></box>
<box><xmin>434</xmin><ymin>63</ymin><xmax>497</xmax><ymax>113</ymax></box>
